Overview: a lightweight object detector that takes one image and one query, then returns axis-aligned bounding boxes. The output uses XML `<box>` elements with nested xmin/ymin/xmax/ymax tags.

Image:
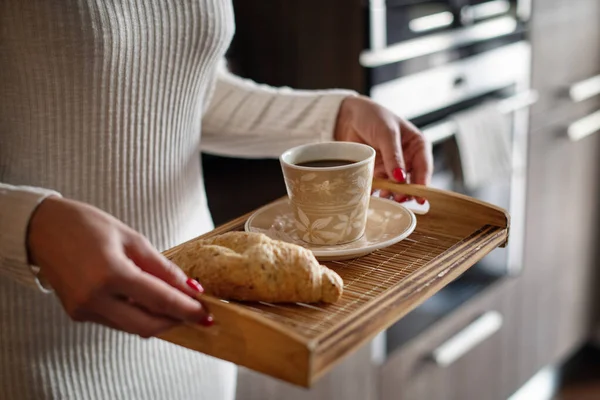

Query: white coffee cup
<box><xmin>279</xmin><ymin>142</ymin><xmax>376</xmax><ymax>245</ymax></box>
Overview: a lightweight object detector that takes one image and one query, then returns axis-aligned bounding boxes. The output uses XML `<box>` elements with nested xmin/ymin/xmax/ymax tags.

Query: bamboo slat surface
<box><xmin>158</xmin><ymin>182</ymin><xmax>510</xmax><ymax>387</ymax></box>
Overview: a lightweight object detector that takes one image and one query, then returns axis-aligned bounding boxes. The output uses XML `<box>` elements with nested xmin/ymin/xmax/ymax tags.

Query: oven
<box><xmin>363</xmin><ymin>8</ymin><xmax>537</xmax><ymax>358</ymax></box>
<box><xmin>371</xmin><ymin>41</ymin><xmax>535</xmax><ymax>278</ymax></box>
<box><xmin>365</xmin><ymin>17</ymin><xmax>535</xmax><ymax>280</ymax></box>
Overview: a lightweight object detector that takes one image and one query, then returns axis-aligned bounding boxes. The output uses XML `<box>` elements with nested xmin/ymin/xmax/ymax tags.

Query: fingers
<box><xmin>406</xmin><ymin>139</ymin><xmax>432</xmax><ymax>205</ymax></box>
<box><xmin>125</xmin><ymin>235</ymin><xmax>203</xmax><ymax>299</ymax></box>
<box><xmin>400</xmin><ymin>119</ymin><xmax>433</xmax><ymax>186</ymax></box>
<box><xmin>394</xmin><ymin>194</ymin><xmax>413</xmax><ymax>203</ymax></box>
<box><xmin>122</xmin><ymin>237</ymin><xmax>213</xmax><ymax>324</ymax></box>
<box><xmin>376</xmin><ymin>126</ymin><xmax>407</xmax><ymax>184</ymax></box>
<box><xmin>91</xmin><ymin>297</ymin><xmax>181</xmax><ymax>338</ymax></box>
<box><xmin>399</xmin><ymin>120</ymin><xmax>433</xmax><ymax>205</ymax></box>
<box><xmin>374</xmin><ymin>162</ymin><xmax>413</xmax><ymax>202</ymax></box>
<box><xmin>410</xmin><ymin>154</ymin><xmax>433</xmax><ymax>186</ymax></box>
<box><xmin>373</xmin><ymin>168</ymin><xmax>392</xmax><ymax>198</ymax></box>
<box><xmin>113</xmin><ymin>262</ymin><xmax>212</xmax><ymax>325</ymax></box>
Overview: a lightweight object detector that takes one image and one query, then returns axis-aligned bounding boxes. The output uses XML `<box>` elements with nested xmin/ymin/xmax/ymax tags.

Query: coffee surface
<box><xmin>296</xmin><ymin>159</ymin><xmax>356</xmax><ymax>168</ymax></box>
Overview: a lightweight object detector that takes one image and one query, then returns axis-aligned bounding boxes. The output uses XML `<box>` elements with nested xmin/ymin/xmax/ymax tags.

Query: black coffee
<box><xmin>296</xmin><ymin>159</ymin><xmax>356</xmax><ymax>168</ymax></box>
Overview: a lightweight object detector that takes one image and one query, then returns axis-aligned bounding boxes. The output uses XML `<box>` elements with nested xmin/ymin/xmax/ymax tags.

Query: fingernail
<box><xmin>417</xmin><ymin>198</ymin><xmax>426</xmax><ymax>205</ymax></box>
<box><xmin>199</xmin><ymin>314</ymin><xmax>214</xmax><ymax>327</ymax></box>
<box><xmin>393</xmin><ymin>168</ymin><xmax>406</xmax><ymax>183</ymax></box>
<box><xmin>186</xmin><ymin>278</ymin><xmax>204</xmax><ymax>293</ymax></box>
<box><xmin>397</xmin><ymin>196</ymin><xmax>409</xmax><ymax>203</ymax></box>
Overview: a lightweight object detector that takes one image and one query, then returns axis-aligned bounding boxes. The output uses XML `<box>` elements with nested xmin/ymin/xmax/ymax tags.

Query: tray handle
<box><xmin>372</xmin><ymin>180</ymin><xmax>510</xmax><ymax>235</ymax></box>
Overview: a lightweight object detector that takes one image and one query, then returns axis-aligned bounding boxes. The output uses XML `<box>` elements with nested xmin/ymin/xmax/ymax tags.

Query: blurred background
<box><xmin>201</xmin><ymin>1</ymin><xmax>600</xmax><ymax>399</ymax></box>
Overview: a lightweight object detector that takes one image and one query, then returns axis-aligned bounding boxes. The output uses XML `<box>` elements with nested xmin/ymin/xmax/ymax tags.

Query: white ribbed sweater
<box><xmin>0</xmin><ymin>1</ymin><xmax>353</xmax><ymax>399</ymax></box>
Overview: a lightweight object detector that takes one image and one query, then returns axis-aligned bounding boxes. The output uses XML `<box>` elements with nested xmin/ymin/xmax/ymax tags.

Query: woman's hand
<box><xmin>334</xmin><ymin>95</ymin><xmax>433</xmax><ymax>203</ymax></box>
<box><xmin>27</xmin><ymin>196</ymin><xmax>213</xmax><ymax>338</ymax></box>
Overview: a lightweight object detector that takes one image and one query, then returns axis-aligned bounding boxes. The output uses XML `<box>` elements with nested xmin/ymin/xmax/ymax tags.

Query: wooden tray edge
<box><xmin>157</xmin><ymin>294</ymin><xmax>315</xmax><ymax>387</ymax></box>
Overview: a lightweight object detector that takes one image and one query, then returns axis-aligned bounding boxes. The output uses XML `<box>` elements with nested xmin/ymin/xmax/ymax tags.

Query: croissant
<box><xmin>169</xmin><ymin>231</ymin><xmax>343</xmax><ymax>304</ymax></box>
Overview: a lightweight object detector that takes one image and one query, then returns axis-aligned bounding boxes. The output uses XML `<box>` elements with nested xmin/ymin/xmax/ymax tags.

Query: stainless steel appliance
<box><xmin>367</xmin><ymin>0</ymin><xmax>535</xmax><ymax>274</ymax></box>
<box><xmin>371</xmin><ymin>40</ymin><xmax>536</xmax><ymax>278</ymax></box>
<box><xmin>362</xmin><ymin>4</ymin><xmax>537</xmax><ymax>357</ymax></box>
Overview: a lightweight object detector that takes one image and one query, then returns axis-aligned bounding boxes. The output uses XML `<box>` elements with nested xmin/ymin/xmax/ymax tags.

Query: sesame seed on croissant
<box><xmin>169</xmin><ymin>231</ymin><xmax>343</xmax><ymax>304</ymax></box>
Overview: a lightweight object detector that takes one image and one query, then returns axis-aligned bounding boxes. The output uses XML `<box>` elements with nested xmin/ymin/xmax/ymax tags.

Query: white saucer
<box><xmin>244</xmin><ymin>196</ymin><xmax>417</xmax><ymax>261</ymax></box>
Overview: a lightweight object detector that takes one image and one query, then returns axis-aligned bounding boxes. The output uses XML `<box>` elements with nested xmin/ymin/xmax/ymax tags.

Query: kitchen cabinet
<box><xmin>513</xmin><ymin>107</ymin><xmax>600</xmax><ymax>386</ymax></box>
<box><xmin>202</xmin><ymin>154</ymin><xmax>287</xmax><ymax>226</ymax></box>
<box><xmin>229</xmin><ymin>0</ymin><xmax>365</xmax><ymax>92</ymax></box>
<box><xmin>380</xmin><ymin>279</ymin><xmax>520</xmax><ymax>400</ymax></box>
<box><xmin>529</xmin><ymin>0</ymin><xmax>600</xmax><ymax>129</ymax></box>
<box><xmin>511</xmin><ymin>0</ymin><xmax>600</xmax><ymax>390</ymax></box>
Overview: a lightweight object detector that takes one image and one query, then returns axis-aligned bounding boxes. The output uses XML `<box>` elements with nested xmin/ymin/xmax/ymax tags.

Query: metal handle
<box><xmin>409</xmin><ymin>0</ymin><xmax>510</xmax><ymax>34</ymax></box>
<box><xmin>569</xmin><ymin>75</ymin><xmax>600</xmax><ymax>103</ymax></box>
<box><xmin>409</xmin><ymin>11</ymin><xmax>454</xmax><ymax>33</ymax></box>
<box><xmin>568</xmin><ymin>110</ymin><xmax>600</xmax><ymax>141</ymax></box>
<box><xmin>422</xmin><ymin>90</ymin><xmax>539</xmax><ymax>144</ymax></box>
<box><xmin>460</xmin><ymin>0</ymin><xmax>511</xmax><ymax>25</ymax></box>
<box><xmin>430</xmin><ymin>311</ymin><xmax>503</xmax><ymax>367</ymax></box>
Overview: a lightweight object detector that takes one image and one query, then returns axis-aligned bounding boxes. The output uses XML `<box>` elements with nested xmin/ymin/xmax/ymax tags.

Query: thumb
<box><xmin>379</xmin><ymin>127</ymin><xmax>407</xmax><ymax>183</ymax></box>
<box><xmin>125</xmin><ymin>235</ymin><xmax>203</xmax><ymax>298</ymax></box>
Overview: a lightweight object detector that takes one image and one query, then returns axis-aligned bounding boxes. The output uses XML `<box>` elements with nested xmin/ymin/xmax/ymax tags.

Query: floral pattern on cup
<box><xmin>283</xmin><ymin>167</ymin><xmax>372</xmax><ymax>207</ymax></box>
<box><xmin>282</xmin><ymin>162</ymin><xmax>373</xmax><ymax>245</ymax></box>
<box><xmin>292</xmin><ymin>202</ymin><xmax>369</xmax><ymax>245</ymax></box>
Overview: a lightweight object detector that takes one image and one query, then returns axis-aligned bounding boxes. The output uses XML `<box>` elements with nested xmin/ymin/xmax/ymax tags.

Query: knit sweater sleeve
<box><xmin>200</xmin><ymin>62</ymin><xmax>357</xmax><ymax>158</ymax></box>
<box><xmin>0</xmin><ymin>183</ymin><xmax>61</xmax><ymax>288</ymax></box>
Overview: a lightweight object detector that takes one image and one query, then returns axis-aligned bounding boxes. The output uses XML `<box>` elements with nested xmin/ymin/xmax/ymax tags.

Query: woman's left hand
<box><xmin>334</xmin><ymin>95</ymin><xmax>433</xmax><ymax>203</ymax></box>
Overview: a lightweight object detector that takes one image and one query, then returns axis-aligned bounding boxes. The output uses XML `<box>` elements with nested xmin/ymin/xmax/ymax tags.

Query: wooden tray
<box><xmin>158</xmin><ymin>180</ymin><xmax>510</xmax><ymax>388</ymax></box>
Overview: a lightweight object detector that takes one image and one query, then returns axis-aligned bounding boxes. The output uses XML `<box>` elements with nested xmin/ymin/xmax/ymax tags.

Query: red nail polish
<box><xmin>200</xmin><ymin>315</ymin><xmax>214</xmax><ymax>327</ymax></box>
<box><xmin>393</xmin><ymin>168</ymin><xmax>406</xmax><ymax>183</ymax></box>
<box><xmin>417</xmin><ymin>198</ymin><xmax>426</xmax><ymax>205</ymax></box>
<box><xmin>397</xmin><ymin>196</ymin><xmax>409</xmax><ymax>203</ymax></box>
<box><xmin>186</xmin><ymin>278</ymin><xmax>204</xmax><ymax>293</ymax></box>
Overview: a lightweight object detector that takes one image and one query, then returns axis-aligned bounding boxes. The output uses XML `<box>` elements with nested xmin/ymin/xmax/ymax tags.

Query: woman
<box><xmin>0</xmin><ymin>1</ymin><xmax>432</xmax><ymax>399</ymax></box>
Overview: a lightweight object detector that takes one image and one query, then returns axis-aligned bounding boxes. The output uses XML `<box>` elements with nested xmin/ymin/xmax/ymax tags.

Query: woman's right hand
<box><xmin>26</xmin><ymin>196</ymin><xmax>212</xmax><ymax>338</ymax></box>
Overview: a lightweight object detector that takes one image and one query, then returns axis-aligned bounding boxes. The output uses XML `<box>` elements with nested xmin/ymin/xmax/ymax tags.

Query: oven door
<box><xmin>421</xmin><ymin>89</ymin><xmax>536</xmax><ymax>277</ymax></box>
<box><xmin>370</xmin><ymin>40</ymin><xmax>536</xmax><ymax>277</ymax></box>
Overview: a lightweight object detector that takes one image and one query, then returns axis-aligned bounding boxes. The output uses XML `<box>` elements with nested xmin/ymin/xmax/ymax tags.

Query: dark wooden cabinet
<box><xmin>511</xmin><ymin>0</ymin><xmax>600</xmax><ymax>389</ymax></box>
<box><xmin>513</xmin><ymin>112</ymin><xmax>600</xmax><ymax>387</ymax></box>
<box><xmin>528</xmin><ymin>0</ymin><xmax>600</xmax><ymax>129</ymax></box>
<box><xmin>229</xmin><ymin>0</ymin><xmax>366</xmax><ymax>92</ymax></box>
